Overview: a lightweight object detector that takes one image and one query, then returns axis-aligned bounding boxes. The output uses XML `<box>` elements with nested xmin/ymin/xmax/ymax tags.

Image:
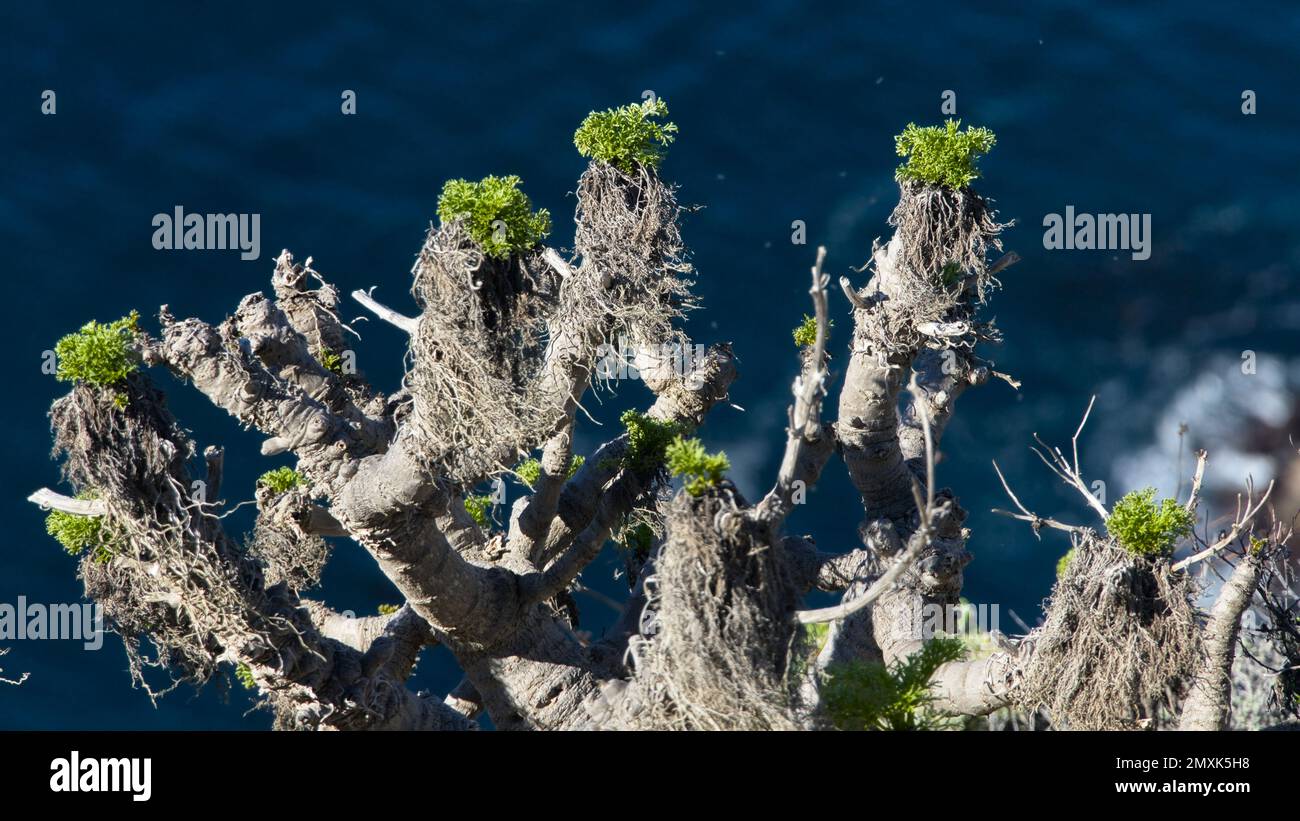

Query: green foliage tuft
<box><xmin>792</xmin><ymin>314</ymin><xmax>831</xmax><ymax>348</ymax></box>
<box><xmin>235</xmin><ymin>662</ymin><xmax>256</xmax><ymax>690</ymax></box>
<box><xmin>514</xmin><ymin>455</ymin><xmax>585</xmax><ymax>489</ymax></box>
<box><xmin>436</xmin><ymin>174</ymin><xmax>551</xmax><ymax>260</ymax></box>
<box><xmin>377</xmin><ymin>603</ymin><xmax>401</xmax><ymax>616</ymax></box>
<box><xmin>45</xmin><ymin>493</ymin><xmax>113</xmax><ymax>562</ymax></box>
<box><xmin>54</xmin><ymin>311</ymin><xmax>141</xmax><ymax>387</ymax></box>
<box><xmin>1056</xmin><ymin>547</ymin><xmax>1076</xmax><ymax>579</ymax></box>
<box><xmin>574</xmin><ymin>98</ymin><xmax>678</xmax><ymax>173</ymax></box>
<box><xmin>821</xmin><ymin>635</ymin><xmax>967</xmax><ymax>730</ymax></box>
<box><xmin>257</xmin><ymin>467</ymin><xmax>306</xmax><ymax>495</ymax></box>
<box><xmin>464</xmin><ymin>494</ymin><xmax>494</xmax><ymax>528</ymax></box>
<box><xmin>665</xmin><ymin>436</ymin><xmax>729</xmax><ymax>496</ymax></box>
<box><xmin>319</xmin><ymin>348</ymin><xmax>344</xmax><ymax>375</ymax></box>
<box><xmin>894</xmin><ymin>119</ymin><xmax>996</xmax><ymax>189</ymax></box>
<box><xmin>619</xmin><ymin>410</ymin><xmax>683</xmax><ymax>475</ymax></box>
<box><xmin>1106</xmin><ymin>488</ymin><xmax>1195</xmax><ymax>558</ymax></box>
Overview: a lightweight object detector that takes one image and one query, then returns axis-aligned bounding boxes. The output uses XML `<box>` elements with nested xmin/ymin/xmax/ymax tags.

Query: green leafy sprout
<box><xmin>377</xmin><ymin>603</ymin><xmax>401</xmax><ymax>616</ymax></box>
<box><xmin>620</xmin><ymin>410</ymin><xmax>683</xmax><ymax>475</ymax></box>
<box><xmin>45</xmin><ymin>493</ymin><xmax>114</xmax><ymax>563</ymax></box>
<box><xmin>821</xmin><ymin>635</ymin><xmax>967</xmax><ymax>730</ymax></box>
<box><xmin>792</xmin><ymin>314</ymin><xmax>832</xmax><ymax>348</ymax></box>
<box><xmin>574</xmin><ymin>98</ymin><xmax>678</xmax><ymax>173</ymax></box>
<box><xmin>1106</xmin><ymin>488</ymin><xmax>1196</xmax><ymax>559</ymax></box>
<box><xmin>514</xmin><ymin>455</ymin><xmax>585</xmax><ymax>489</ymax></box>
<box><xmin>320</xmin><ymin>348</ymin><xmax>344</xmax><ymax>375</ymax></box>
<box><xmin>54</xmin><ymin>311</ymin><xmax>141</xmax><ymax>387</ymax></box>
<box><xmin>1056</xmin><ymin>547</ymin><xmax>1076</xmax><ymax>579</ymax></box>
<box><xmin>235</xmin><ymin>662</ymin><xmax>256</xmax><ymax>690</ymax></box>
<box><xmin>257</xmin><ymin>467</ymin><xmax>306</xmax><ymax>495</ymax></box>
<box><xmin>665</xmin><ymin>435</ymin><xmax>729</xmax><ymax>496</ymax></box>
<box><xmin>436</xmin><ymin>174</ymin><xmax>551</xmax><ymax>260</ymax></box>
<box><xmin>464</xmin><ymin>494</ymin><xmax>494</xmax><ymax>528</ymax></box>
<box><xmin>894</xmin><ymin>119</ymin><xmax>996</xmax><ymax>190</ymax></box>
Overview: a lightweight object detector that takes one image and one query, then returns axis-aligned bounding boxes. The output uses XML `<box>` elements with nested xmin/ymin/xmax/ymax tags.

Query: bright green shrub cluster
<box><xmin>820</xmin><ymin>635</ymin><xmax>966</xmax><ymax>731</ymax></box>
<box><xmin>257</xmin><ymin>467</ymin><xmax>306</xmax><ymax>495</ymax></box>
<box><xmin>792</xmin><ymin>314</ymin><xmax>832</xmax><ymax>348</ymax></box>
<box><xmin>895</xmin><ymin>119</ymin><xmax>996</xmax><ymax>189</ymax></box>
<box><xmin>54</xmin><ymin>311</ymin><xmax>141</xmax><ymax>386</ymax></box>
<box><xmin>1107</xmin><ymin>488</ymin><xmax>1195</xmax><ymax>558</ymax></box>
<box><xmin>665</xmin><ymin>436</ymin><xmax>729</xmax><ymax>496</ymax></box>
<box><xmin>320</xmin><ymin>348</ymin><xmax>345</xmax><ymax>375</ymax></box>
<box><xmin>464</xmin><ymin>494</ymin><xmax>493</xmax><ymax>528</ymax></box>
<box><xmin>1056</xmin><ymin>547</ymin><xmax>1076</xmax><ymax>579</ymax></box>
<box><xmin>235</xmin><ymin>662</ymin><xmax>256</xmax><ymax>690</ymax></box>
<box><xmin>45</xmin><ymin>494</ymin><xmax>113</xmax><ymax>562</ymax></box>
<box><xmin>514</xmin><ymin>455</ymin><xmax>585</xmax><ymax>488</ymax></box>
<box><xmin>377</xmin><ymin>603</ymin><xmax>401</xmax><ymax>616</ymax></box>
<box><xmin>437</xmin><ymin>174</ymin><xmax>551</xmax><ymax>260</ymax></box>
<box><xmin>573</xmin><ymin>99</ymin><xmax>678</xmax><ymax>173</ymax></box>
<box><xmin>620</xmin><ymin>410</ymin><xmax>683</xmax><ymax>475</ymax></box>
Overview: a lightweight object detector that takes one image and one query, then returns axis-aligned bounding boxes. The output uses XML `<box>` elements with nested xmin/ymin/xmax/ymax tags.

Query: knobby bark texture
<box><xmin>34</xmin><ymin>150</ymin><xmax>1296</xmax><ymax>732</ymax></box>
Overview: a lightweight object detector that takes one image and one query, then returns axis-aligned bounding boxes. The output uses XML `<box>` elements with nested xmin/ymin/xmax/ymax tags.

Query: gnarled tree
<box><xmin>28</xmin><ymin>106</ymin><xmax>1299</xmax><ymax>731</ymax></box>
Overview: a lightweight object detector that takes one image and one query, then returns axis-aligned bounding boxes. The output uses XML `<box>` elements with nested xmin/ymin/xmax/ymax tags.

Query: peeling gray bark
<box><xmin>1179</xmin><ymin>557</ymin><xmax>1262</xmax><ymax>730</ymax></box>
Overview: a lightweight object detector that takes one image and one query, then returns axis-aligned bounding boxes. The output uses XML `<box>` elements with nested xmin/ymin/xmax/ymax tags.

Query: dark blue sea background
<box><xmin>2</xmin><ymin>2</ymin><xmax>1297</xmax><ymax>728</ymax></box>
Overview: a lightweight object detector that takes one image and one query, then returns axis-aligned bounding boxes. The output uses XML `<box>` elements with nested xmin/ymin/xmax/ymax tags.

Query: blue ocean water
<box><xmin>1</xmin><ymin>1</ymin><xmax>1297</xmax><ymax>728</ymax></box>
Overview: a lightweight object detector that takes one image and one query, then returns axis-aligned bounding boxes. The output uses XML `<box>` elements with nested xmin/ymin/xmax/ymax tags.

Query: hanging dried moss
<box><xmin>404</xmin><ymin>220</ymin><xmax>563</xmax><ymax>483</ymax></box>
<box><xmin>615</xmin><ymin>487</ymin><xmax>802</xmax><ymax>729</ymax></box>
<box><xmin>1015</xmin><ymin>532</ymin><xmax>1203</xmax><ymax>729</ymax></box>
<box><xmin>571</xmin><ymin>161</ymin><xmax>695</xmax><ymax>363</ymax></box>
<box><xmin>50</xmin><ymin>376</ymin><xmax>280</xmax><ymax>695</ymax></box>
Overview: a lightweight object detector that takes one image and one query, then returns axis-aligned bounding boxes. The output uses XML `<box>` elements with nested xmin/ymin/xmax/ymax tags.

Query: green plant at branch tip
<box><xmin>437</xmin><ymin>174</ymin><xmax>551</xmax><ymax>260</ymax></box>
<box><xmin>320</xmin><ymin>348</ymin><xmax>344</xmax><ymax>375</ymax></box>
<box><xmin>1249</xmin><ymin>536</ymin><xmax>1267</xmax><ymax>555</ymax></box>
<box><xmin>821</xmin><ymin>635</ymin><xmax>967</xmax><ymax>730</ymax></box>
<box><xmin>377</xmin><ymin>603</ymin><xmax>400</xmax><ymax>616</ymax></box>
<box><xmin>235</xmin><ymin>662</ymin><xmax>255</xmax><ymax>690</ymax></box>
<box><xmin>514</xmin><ymin>455</ymin><xmax>585</xmax><ymax>488</ymax></box>
<box><xmin>54</xmin><ymin>311</ymin><xmax>141</xmax><ymax>387</ymax></box>
<box><xmin>792</xmin><ymin>314</ymin><xmax>832</xmax><ymax>348</ymax></box>
<box><xmin>665</xmin><ymin>435</ymin><xmax>729</xmax><ymax>496</ymax></box>
<box><xmin>620</xmin><ymin>410</ymin><xmax>683</xmax><ymax>475</ymax></box>
<box><xmin>1106</xmin><ymin>488</ymin><xmax>1195</xmax><ymax>558</ymax></box>
<box><xmin>258</xmin><ymin>467</ymin><xmax>306</xmax><ymax>495</ymax></box>
<box><xmin>894</xmin><ymin>119</ymin><xmax>996</xmax><ymax>189</ymax></box>
<box><xmin>1056</xmin><ymin>547</ymin><xmax>1076</xmax><ymax>579</ymax></box>
<box><xmin>574</xmin><ymin>98</ymin><xmax>678</xmax><ymax>173</ymax></box>
<box><xmin>45</xmin><ymin>493</ymin><xmax>113</xmax><ymax>560</ymax></box>
<box><xmin>464</xmin><ymin>494</ymin><xmax>493</xmax><ymax>528</ymax></box>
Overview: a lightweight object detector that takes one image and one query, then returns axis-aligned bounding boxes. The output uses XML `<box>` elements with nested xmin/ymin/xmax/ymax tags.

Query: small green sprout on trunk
<box><xmin>45</xmin><ymin>492</ymin><xmax>114</xmax><ymax>562</ymax></box>
<box><xmin>821</xmin><ymin>635</ymin><xmax>967</xmax><ymax>730</ymax></box>
<box><xmin>895</xmin><ymin>119</ymin><xmax>996</xmax><ymax>189</ymax></box>
<box><xmin>620</xmin><ymin>410</ymin><xmax>683</xmax><ymax>475</ymax></box>
<box><xmin>464</xmin><ymin>494</ymin><xmax>494</xmax><ymax>528</ymax></box>
<box><xmin>257</xmin><ymin>467</ymin><xmax>306</xmax><ymax>495</ymax></box>
<box><xmin>1106</xmin><ymin>488</ymin><xmax>1195</xmax><ymax>559</ymax></box>
<box><xmin>1056</xmin><ymin>547</ymin><xmax>1076</xmax><ymax>579</ymax></box>
<box><xmin>513</xmin><ymin>455</ymin><xmax>585</xmax><ymax>488</ymax></box>
<box><xmin>792</xmin><ymin>314</ymin><xmax>832</xmax><ymax>348</ymax></box>
<box><xmin>437</xmin><ymin>174</ymin><xmax>551</xmax><ymax>260</ymax></box>
<box><xmin>665</xmin><ymin>436</ymin><xmax>729</xmax><ymax>496</ymax></box>
<box><xmin>574</xmin><ymin>99</ymin><xmax>678</xmax><ymax>173</ymax></box>
<box><xmin>235</xmin><ymin>662</ymin><xmax>256</xmax><ymax>690</ymax></box>
<box><xmin>377</xmin><ymin>604</ymin><xmax>401</xmax><ymax>615</ymax></box>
